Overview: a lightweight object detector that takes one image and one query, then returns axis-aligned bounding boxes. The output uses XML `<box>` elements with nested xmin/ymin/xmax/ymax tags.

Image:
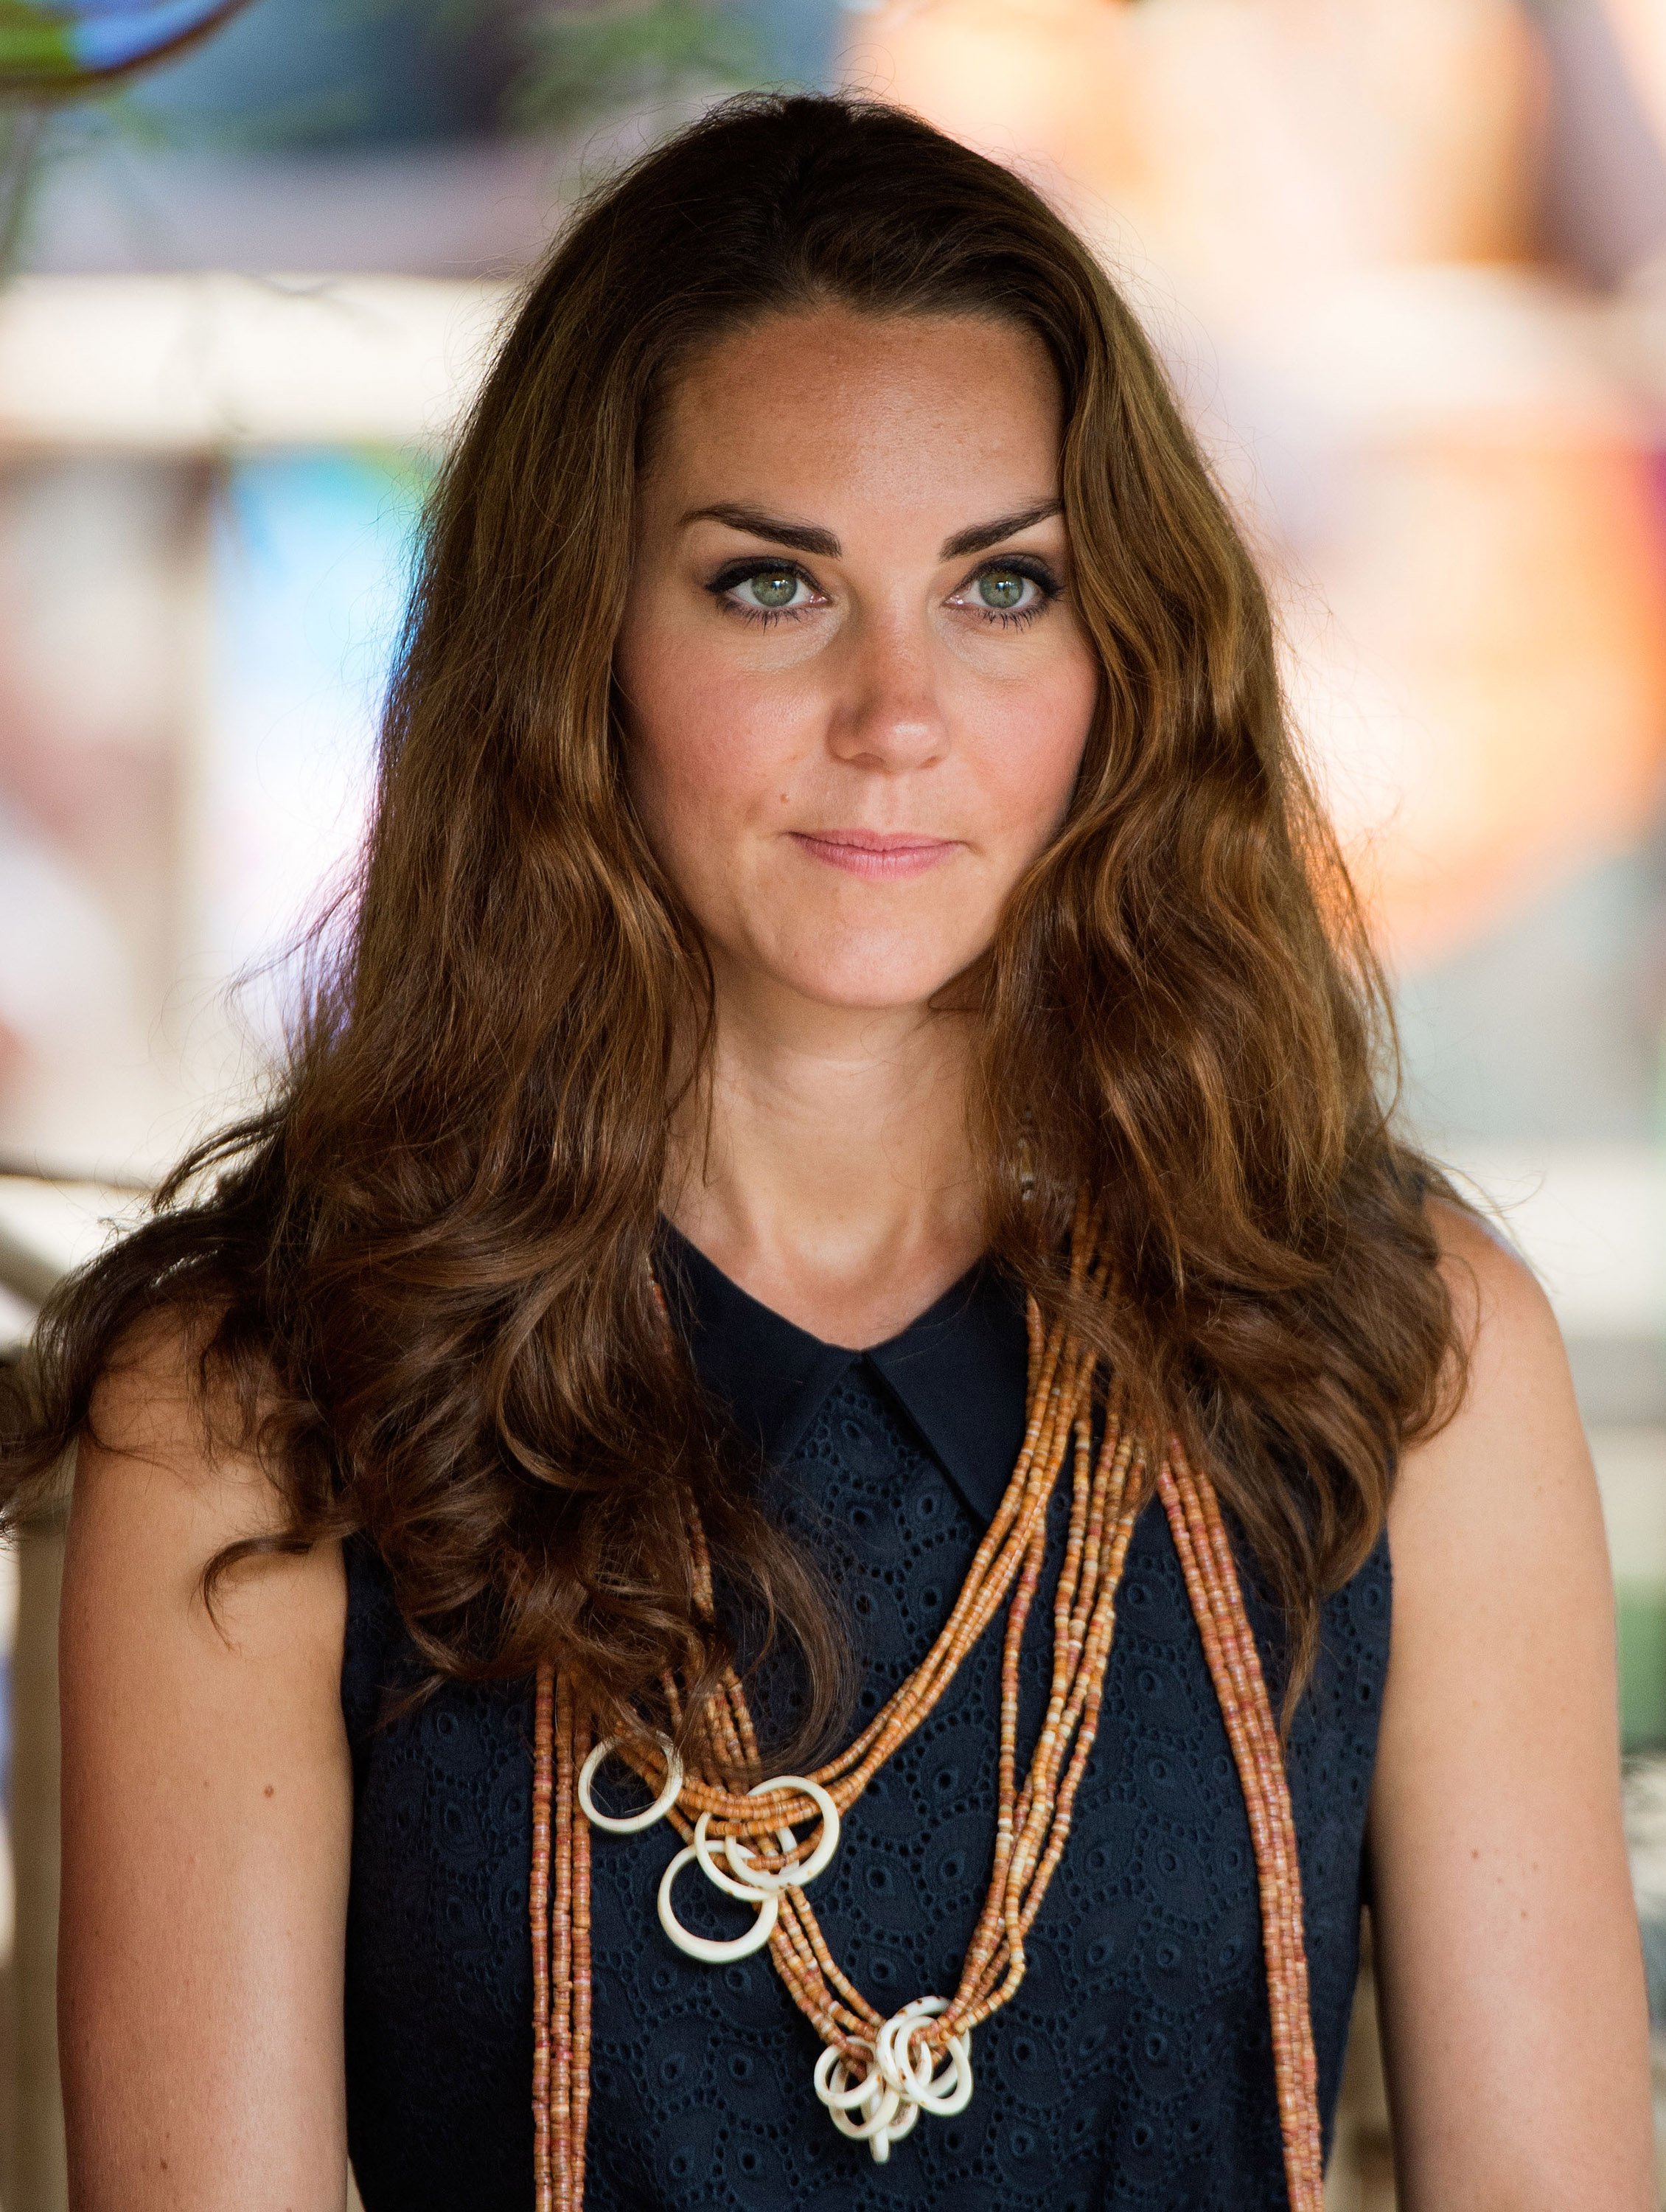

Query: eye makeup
<box><xmin>703</xmin><ymin>557</ymin><xmax>823</xmax><ymax>625</ymax></box>
<box><xmin>951</xmin><ymin>552</ymin><xmax>1062</xmax><ymax>627</ymax></box>
<box><xmin>702</xmin><ymin>550</ymin><xmax>1066</xmax><ymax>629</ymax></box>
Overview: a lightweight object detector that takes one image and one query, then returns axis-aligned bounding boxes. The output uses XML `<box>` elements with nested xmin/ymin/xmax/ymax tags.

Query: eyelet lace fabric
<box><xmin>343</xmin><ymin>1358</ymin><xmax>1390</xmax><ymax>2211</ymax></box>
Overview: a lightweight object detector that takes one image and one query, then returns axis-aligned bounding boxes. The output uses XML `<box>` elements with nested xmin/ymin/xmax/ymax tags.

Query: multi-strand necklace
<box><xmin>528</xmin><ymin>1203</ymin><xmax>1325</xmax><ymax>2211</ymax></box>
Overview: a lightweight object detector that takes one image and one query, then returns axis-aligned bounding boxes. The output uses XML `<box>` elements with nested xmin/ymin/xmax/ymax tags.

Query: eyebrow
<box><xmin>939</xmin><ymin>499</ymin><xmax>1064</xmax><ymax>559</ymax></box>
<box><xmin>680</xmin><ymin>497</ymin><xmax>1065</xmax><ymax>563</ymax></box>
<box><xmin>680</xmin><ymin>503</ymin><xmax>840</xmax><ymax>557</ymax></box>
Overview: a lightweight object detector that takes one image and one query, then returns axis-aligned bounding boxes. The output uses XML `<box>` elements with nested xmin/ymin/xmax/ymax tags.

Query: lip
<box><xmin>788</xmin><ymin>829</ymin><xmax>961</xmax><ymax>880</ymax></box>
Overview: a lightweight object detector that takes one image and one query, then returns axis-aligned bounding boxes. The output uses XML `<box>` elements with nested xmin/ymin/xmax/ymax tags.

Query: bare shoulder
<box><xmin>83</xmin><ymin>1301</ymin><xmax>285</xmax><ymax>1512</ymax></box>
<box><xmin>1395</xmin><ymin>1194</ymin><xmax>1588</xmax><ymax>1523</ymax></box>
<box><xmin>85</xmin><ymin>1303</ymin><xmax>266</xmax><ymax>1485</ymax></box>
<box><xmin>1425</xmin><ymin>1191</ymin><xmax>1562</xmax><ymax>1381</ymax></box>
<box><xmin>60</xmin><ymin>1317</ymin><xmax>354</xmax><ymax>2206</ymax></box>
<box><xmin>71</xmin><ymin>1305</ymin><xmax>341</xmax><ymax>1648</ymax></box>
<box><xmin>1386</xmin><ymin>1191</ymin><xmax>1609</xmax><ymax>1700</ymax></box>
<box><xmin>1365</xmin><ymin>1211</ymin><xmax>1653</xmax><ymax>2206</ymax></box>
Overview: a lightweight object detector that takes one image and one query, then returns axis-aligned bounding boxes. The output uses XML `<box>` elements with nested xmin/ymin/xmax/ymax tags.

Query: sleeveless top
<box><xmin>341</xmin><ymin>1232</ymin><xmax>1391</xmax><ymax>2211</ymax></box>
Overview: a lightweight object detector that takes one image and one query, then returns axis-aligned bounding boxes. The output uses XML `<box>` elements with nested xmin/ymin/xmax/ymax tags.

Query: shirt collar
<box><xmin>658</xmin><ymin>1224</ymin><xmax>1030</xmax><ymax>1528</ymax></box>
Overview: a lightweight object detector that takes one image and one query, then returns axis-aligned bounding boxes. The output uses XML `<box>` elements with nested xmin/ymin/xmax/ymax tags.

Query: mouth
<box><xmin>788</xmin><ymin>828</ymin><xmax>961</xmax><ymax>881</ymax></box>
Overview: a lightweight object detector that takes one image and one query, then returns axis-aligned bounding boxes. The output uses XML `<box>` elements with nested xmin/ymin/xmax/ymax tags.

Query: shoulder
<box><xmin>1390</xmin><ymin>1193</ymin><xmax>1600</xmax><ymax>1581</ymax></box>
<box><xmin>1395</xmin><ymin>1194</ymin><xmax>1592</xmax><ymax>1533</ymax></box>
<box><xmin>1379</xmin><ymin>1192</ymin><xmax>1614</xmax><ymax>1809</ymax></box>
<box><xmin>1426</xmin><ymin>1191</ymin><xmax>1563</xmax><ymax>1388</ymax></box>
<box><xmin>83</xmin><ymin>1305</ymin><xmax>282</xmax><ymax>1517</ymax></box>
<box><xmin>57</xmin><ymin>1312</ymin><xmax>355</xmax><ymax>2207</ymax></box>
<box><xmin>72</xmin><ymin>1306</ymin><xmax>338</xmax><ymax>1642</ymax></box>
<box><xmin>1364</xmin><ymin>1202</ymin><xmax>1653</xmax><ymax>2203</ymax></box>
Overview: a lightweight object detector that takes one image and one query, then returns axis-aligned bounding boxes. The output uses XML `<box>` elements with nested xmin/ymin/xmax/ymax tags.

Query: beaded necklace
<box><xmin>528</xmin><ymin>1205</ymin><xmax>1325</xmax><ymax>2210</ymax></box>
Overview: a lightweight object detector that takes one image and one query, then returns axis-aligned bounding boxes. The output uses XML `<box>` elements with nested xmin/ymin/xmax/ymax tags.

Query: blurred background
<box><xmin>0</xmin><ymin>0</ymin><xmax>1663</xmax><ymax>2203</ymax></box>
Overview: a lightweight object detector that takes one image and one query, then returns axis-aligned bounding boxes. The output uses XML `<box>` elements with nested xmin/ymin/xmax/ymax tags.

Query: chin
<box><xmin>767</xmin><ymin>939</ymin><xmax>981</xmax><ymax>1014</ymax></box>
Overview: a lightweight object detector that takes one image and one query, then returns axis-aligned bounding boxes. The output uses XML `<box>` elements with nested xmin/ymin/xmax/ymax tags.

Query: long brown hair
<box><xmin>1</xmin><ymin>92</ymin><xmax>1460</xmax><ymax>1741</ymax></box>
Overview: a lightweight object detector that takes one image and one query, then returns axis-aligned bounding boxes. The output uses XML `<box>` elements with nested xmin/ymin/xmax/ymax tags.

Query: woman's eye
<box><xmin>950</xmin><ymin>560</ymin><xmax>1057</xmax><ymax>623</ymax></box>
<box><xmin>714</xmin><ymin>563</ymin><xmax>818</xmax><ymax>618</ymax></box>
<box><xmin>977</xmin><ymin>566</ymin><xmax>1034</xmax><ymax>612</ymax></box>
<box><xmin>743</xmin><ymin>566</ymin><xmax>802</xmax><ymax>609</ymax></box>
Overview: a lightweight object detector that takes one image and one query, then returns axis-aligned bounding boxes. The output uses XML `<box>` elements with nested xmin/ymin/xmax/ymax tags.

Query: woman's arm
<box><xmin>1369</xmin><ymin>1204</ymin><xmax>1655</xmax><ymax>2210</ymax></box>
<box><xmin>57</xmin><ymin>1320</ymin><xmax>352</xmax><ymax>2211</ymax></box>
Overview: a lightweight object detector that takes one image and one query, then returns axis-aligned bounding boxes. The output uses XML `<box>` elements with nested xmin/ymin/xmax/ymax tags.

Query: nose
<box><xmin>825</xmin><ymin>608</ymin><xmax>949</xmax><ymax>773</ymax></box>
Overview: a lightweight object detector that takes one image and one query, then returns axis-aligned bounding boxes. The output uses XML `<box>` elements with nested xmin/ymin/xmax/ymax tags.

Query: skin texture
<box><xmin>618</xmin><ymin>307</ymin><xmax>1098</xmax><ymax>1345</ymax></box>
<box><xmin>1375</xmin><ymin>1208</ymin><xmax>1654</xmax><ymax>2209</ymax></box>
<box><xmin>57</xmin><ymin>305</ymin><xmax>1654</xmax><ymax>2208</ymax></box>
<box><xmin>60</xmin><ymin>1324</ymin><xmax>352</xmax><ymax>2211</ymax></box>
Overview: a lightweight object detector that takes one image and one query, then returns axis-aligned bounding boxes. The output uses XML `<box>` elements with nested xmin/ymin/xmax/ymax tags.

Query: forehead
<box><xmin>644</xmin><ymin>305</ymin><xmax>1064</xmax><ymax>529</ymax></box>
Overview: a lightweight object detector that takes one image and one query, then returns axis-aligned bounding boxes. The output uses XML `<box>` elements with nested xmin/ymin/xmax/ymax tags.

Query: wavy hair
<box><xmin>0</xmin><ymin>93</ymin><xmax>1461</xmax><ymax>1742</ymax></box>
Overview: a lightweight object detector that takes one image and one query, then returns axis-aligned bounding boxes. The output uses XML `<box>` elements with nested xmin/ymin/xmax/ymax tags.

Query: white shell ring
<box><xmin>812</xmin><ymin>2042</ymin><xmax>881</xmax><ymax>2112</ymax></box>
<box><xmin>692</xmin><ymin>1809</ymin><xmax>795</xmax><ymax>1904</ymax></box>
<box><xmin>658</xmin><ymin>1843</ymin><xmax>779</xmax><ymax>1962</ymax></box>
<box><xmin>837</xmin><ymin>2087</ymin><xmax>918</xmax><ymax>2161</ymax></box>
<box><xmin>577</xmin><ymin>1733</ymin><xmax>683</xmax><ymax>1834</ymax></box>
<box><xmin>817</xmin><ymin>2053</ymin><xmax>915</xmax><ymax>2158</ymax></box>
<box><xmin>875</xmin><ymin>1997</ymin><xmax>975</xmax><ymax>2117</ymax></box>
<box><xmin>814</xmin><ymin>2004</ymin><xmax>967</xmax><ymax>2164</ymax></box>
<box><xmin>722</xmin><ymin>1774</ymin><xmax>840</xmax><ymax>1892</ymax></box>
<box><xmin>876</xmin><ymin>2096</ymin><xmax>921</xmax><ymax>2155</ymax></box>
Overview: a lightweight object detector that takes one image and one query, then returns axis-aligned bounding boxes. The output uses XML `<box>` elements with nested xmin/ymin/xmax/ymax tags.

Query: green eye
<box><xmin>978</xmin><ymin>568</ymin><xmax>1027</xmax><ymax>611</ymax></box>
<box><xmin>747</xmin><ymin>568</ymin><xmax>799</xmax><ymax>609</ymax></box>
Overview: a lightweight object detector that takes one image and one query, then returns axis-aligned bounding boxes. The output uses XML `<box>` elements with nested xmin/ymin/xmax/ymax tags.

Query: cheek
<box><xmin>969</xmin><ymin>656</ymin><xmax>1098</xmax><ymax>852</ymax></box>
<box><xmin>618</xmin><ymin>606</ymin><xmax>796</xmax><ymax>862</ymax></box>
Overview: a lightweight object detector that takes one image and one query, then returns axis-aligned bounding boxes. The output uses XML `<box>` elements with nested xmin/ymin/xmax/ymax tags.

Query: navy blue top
<box><xmin>342</xmin><ymin>1234</ymin><xmax>1390</xmax><ymax>2211</ymax></box>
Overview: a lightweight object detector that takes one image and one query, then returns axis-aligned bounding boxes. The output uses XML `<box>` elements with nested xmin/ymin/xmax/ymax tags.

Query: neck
<box><xmin>663</xmin><ymin>971</ymin><xmax>985</xmax><ymax>1349</ymax></box>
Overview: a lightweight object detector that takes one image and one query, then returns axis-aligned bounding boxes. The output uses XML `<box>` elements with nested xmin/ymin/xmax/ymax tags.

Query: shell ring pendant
<box><xmin>656</xmin><ymin>1773</ymin><xmax>840</xmax><ymax>1961</ymax></box>
<box><xmin>577</xmin><ymin>1745</ymin><xmax>841</xmax><ymax>1965</ymax></box>
<box><xmin>577</xmin><ymin>1747</ymin><xmax>973</xmax><ymax>2154</ymax></box>
<box><xmin>812</xmin><ymin>1997</ymin><xmax>975</xmax><ymax>2163</ymax></box>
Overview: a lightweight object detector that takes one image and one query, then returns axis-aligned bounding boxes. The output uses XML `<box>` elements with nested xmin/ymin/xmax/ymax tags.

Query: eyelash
<box><xmin>704</xmin><ymin>562</ymin><xmax>811</xmax><ymax>628</ymax></box>
<box><xmin>967</xmin><ymin>557</ymin><xmax>1061</xmax><ymax>629</ymax></box>
<box><xmin>704</xmin><ymin>555</ymin><xmax>1063</xmax><ymax>629</ymax></box>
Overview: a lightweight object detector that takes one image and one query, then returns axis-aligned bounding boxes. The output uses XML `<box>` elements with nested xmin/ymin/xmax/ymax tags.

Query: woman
<box><xmin>2</xmin><ymin>93</ymin><xmax>1651</xmax><ymax>2211</ymax></box>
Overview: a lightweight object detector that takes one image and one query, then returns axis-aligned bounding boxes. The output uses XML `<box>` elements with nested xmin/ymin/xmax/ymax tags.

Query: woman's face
<box><xmin>616</xmin><ymin>305</ymin><xmax>1098</xmax><ymax>1018</ymax></box>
